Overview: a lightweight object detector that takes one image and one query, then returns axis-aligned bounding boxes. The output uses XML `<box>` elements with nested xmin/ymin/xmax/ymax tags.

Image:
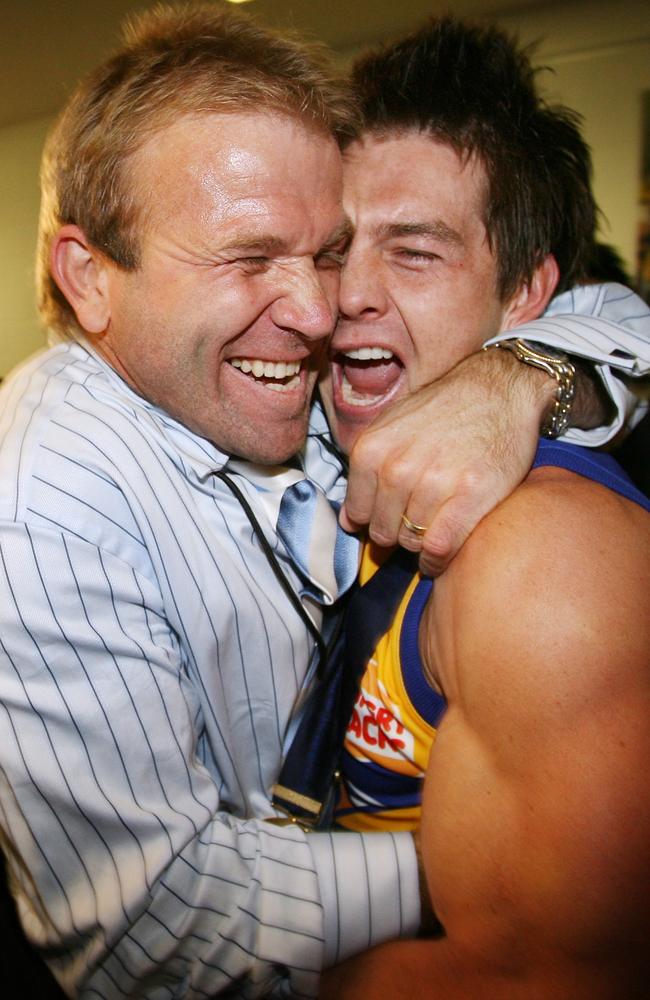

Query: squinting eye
<box><xmin>241</xmin><ymin>257</ymin><xmax>270</xmax><ymax>269</ymax></box>
<box><xmin>397</xmin><ymin>249</ymin><xmax>440</xmax><ymax>263</ymax></box>
<box><xmin>315</xmin><ymin>251</ymin><xmax>346</xmax><ymax>270</ymax></box>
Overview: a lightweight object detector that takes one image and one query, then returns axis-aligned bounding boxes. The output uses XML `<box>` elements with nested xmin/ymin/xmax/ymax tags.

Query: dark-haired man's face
<box><xmin>321</xmin><ymin>132</ymin><xmax>524</xmax><ymax>453</ymax></box>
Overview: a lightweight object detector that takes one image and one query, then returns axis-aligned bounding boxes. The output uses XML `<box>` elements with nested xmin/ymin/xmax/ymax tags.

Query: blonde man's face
<box><xmin>93</xmin><ymin>112</ymin><xmax>346</xmax><ymax>462</ymax></box>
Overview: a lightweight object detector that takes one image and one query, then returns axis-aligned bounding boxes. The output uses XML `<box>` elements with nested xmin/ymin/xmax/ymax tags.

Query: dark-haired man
<box><xmin>320</xmin><ymin>17</ymin><xmax>650</xmax><ymax>998</ymax></box>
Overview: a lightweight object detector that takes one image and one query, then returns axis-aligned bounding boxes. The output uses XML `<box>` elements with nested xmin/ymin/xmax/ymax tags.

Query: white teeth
<box><xmin>230</xmin><ymin>358</ymin><xmax>301</xmax><ymax>380</ymax></box>
<box><xmin>343</xmin><ymin>346</ymin><xmax>394</xmax><ymax>361</ymax></box>
<box><xmin>341</xmin><ymin>373</ymin><xmax>385</xmax><ymax>407</ymax></box>
<box><xmin>265</xmin><ymin>376</ymin><xmax>300</xmax><ymax>392</ymax></box>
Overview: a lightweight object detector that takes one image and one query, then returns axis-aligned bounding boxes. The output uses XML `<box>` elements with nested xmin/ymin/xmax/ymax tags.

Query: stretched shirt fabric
<box><xmin>0</xmin><ymin>342</ymin><xmax>420</xmax><ymax>999</ymax></box>
<box><xmin>336</xmin><ymin>440</ymin><xmax>650</xmax><ymax>833</ymax></box>
<box><xmin>0</xmin><ymin>281</ymin><xmax>647</xmax><ymax>997</ymax></box>
<box><xmin>485</xmin><ymin>281</ymin><xmax>650</xmax><ymax>446</ymax></box>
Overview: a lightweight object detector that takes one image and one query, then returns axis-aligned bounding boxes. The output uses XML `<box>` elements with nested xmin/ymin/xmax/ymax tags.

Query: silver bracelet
<box><xmin>487</xmin><ymin>338</ymin><xmax>576</xmax><ymax>439</ymax></box>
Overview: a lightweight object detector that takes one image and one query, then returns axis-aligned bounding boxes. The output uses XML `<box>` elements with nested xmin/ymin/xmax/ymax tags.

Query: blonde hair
<box><xmin>38</xmin><ymin>2</ymin><xmax>357</xmax><ymax>337</ymax></box>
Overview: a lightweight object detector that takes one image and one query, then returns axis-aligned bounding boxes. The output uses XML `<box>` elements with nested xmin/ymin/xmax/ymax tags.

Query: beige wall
<box><xmin>498</xmin><ymin>0</ymin><xmax>650</xmax><ymax>276</ymax></box>
<box><xmin>0</xmin><ymin>116</ymin><xmax>51</xmax><ymax>376</ymax></box>
<box><xmin>1</xmin><ymin>0</ymin><xmax>649</xmax><ymax>377</ymax></box>
<box><xmin>547</xmin><ymin>42</ymin><xmax>650</xmax><ymax>272</ymax></box>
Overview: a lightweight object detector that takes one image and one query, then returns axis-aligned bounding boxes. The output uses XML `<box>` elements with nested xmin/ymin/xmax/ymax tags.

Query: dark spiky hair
<box><xmin>351</xmin><ymin>16</ymin><xmax>597</xmax><ymax>298</ymax></box>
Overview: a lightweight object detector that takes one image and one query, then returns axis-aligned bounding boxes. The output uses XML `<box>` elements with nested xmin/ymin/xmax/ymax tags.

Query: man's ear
<box><xmin>50</xmin><ymin>225</ymin><xmax>111</xmax><ymax>334</ymax></box>
<box><xmin>501</xmin><ymin>254</ymin><xmax>559</xmax><ymax>331</ymax></box>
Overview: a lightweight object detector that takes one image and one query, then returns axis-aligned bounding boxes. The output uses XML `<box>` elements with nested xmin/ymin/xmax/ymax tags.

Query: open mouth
<box><xmin>229</xmin><ymin>357</ymin><xmax>302</xmax><ymax>392</ymax></box>
<box><xmin>335</xmin><ymin>346</ymin><xmax>404</xmax><ymax>408</ymax></box>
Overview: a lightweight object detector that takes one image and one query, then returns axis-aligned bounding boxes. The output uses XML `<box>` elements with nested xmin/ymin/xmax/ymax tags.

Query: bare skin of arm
<box><xmin>342</xmin><ymin>345</ymin><xmax>609</xmax><ymax>576</ymax></box>
<box><xmin>322</xmin><ymin>468</ymin><xmax>650</xmax><ymax>998</ymax></box>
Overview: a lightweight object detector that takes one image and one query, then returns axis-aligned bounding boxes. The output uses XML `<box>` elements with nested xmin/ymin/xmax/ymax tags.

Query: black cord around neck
<box><xmin>213</xmin><ymin>469</ymin><xmax>328</xmax><ymax>675</ymax></box>
<box><xmin>314</xmin><ymin>432</ymin><xmax>349</xmax><ymax>476</ymax></box>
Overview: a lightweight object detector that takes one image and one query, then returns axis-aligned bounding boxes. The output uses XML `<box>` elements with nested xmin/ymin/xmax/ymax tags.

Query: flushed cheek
<box><xmin>403</xmin><ymin>301</ymin><xmax>484</xmax><ymax>389</ymax></box>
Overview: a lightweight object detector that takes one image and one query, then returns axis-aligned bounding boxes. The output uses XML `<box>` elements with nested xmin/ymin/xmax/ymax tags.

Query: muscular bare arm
<box><xmin>323</xmin><ymin>471</ymin><xmax>650</xmax><ymax>998</ymax></box>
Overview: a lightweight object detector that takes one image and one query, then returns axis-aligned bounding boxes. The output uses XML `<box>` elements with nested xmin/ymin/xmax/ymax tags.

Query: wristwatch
<box><xmin>489</xmin><ymin>338</ymin><xmax>576</xmax><ymax>439</ymax></box>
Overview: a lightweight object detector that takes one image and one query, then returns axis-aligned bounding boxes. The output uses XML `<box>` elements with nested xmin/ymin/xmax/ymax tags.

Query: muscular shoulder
<box><xmin>420</xmin><ymin>467</ymin><xmax>650</xmax><ymax>970</ymax></box>
<box><xmin>461</xmin><ymin>463</ymin><xmax>648</xmax><ymax>602</ymax></box>
<box><xmin>428</xmin><ymin>465</ymin><xmax>650</xmax><ymax>720</ymax></box>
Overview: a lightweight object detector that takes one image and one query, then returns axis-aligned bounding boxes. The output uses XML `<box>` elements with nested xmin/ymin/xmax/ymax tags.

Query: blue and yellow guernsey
<box><xmin>336</xmin><ymin>439</ymin><xmax>650</xmax><ymax>833</ymax></box>
<box><xmin>335</xmin><ymin>543</ymin><xmax>445</xmax><ymax>832</ymax></box>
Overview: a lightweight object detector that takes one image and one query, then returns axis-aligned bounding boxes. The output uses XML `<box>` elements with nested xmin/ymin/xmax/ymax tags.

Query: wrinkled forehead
<box><xmin>127</xmin><ymin>110</ymin><xmax>344</xmax><ymax>237</ymax></box>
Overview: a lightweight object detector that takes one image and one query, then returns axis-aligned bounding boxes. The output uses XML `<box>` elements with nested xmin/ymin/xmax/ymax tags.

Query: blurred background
<box><xmin>1</xmin><ymin>0</ymin><xmax>649</xmax><ymax>377</ymax></box>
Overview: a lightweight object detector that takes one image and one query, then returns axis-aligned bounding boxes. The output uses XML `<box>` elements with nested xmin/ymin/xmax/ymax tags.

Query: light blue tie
<box><xmin>276</xmin><ymin>479</ymin><xmax>359</xmax><ymax>604</ymax></box>
<box><xmin>226</xmin><ymin>461</ymin><xmax>360</xmax><ymax>605</ymax></box>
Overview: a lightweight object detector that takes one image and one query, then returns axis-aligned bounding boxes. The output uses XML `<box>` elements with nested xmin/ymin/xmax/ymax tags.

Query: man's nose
<box><xmin>338</xmin><ymin>246</ymin><xmax>386</xmax><ymax>320</ymax></box>
<box><xmin>271</xmin><ymin>261</ymin><xmax>336</xmax><ymax>340</ymax></box>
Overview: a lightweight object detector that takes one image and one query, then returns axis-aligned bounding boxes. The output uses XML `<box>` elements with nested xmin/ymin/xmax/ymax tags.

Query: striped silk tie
<box><xmin>227</xmin><ymin>460</ymin><xmax>359</xmax><ymax>605</ymax></box>
<box><xmin>276</xmin><ymin>478</ymin><xmax>359</xmax><ymax>605</ymax></box>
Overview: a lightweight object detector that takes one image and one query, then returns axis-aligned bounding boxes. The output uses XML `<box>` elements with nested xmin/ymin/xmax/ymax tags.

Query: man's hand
<box><xmin>340</xmin><ymin>347</ymin><xmax>554</xmax><ymax>575</ymax></box>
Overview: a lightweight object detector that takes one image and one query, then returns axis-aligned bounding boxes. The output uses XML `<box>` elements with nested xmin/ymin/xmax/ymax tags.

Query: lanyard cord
<box><xmin>213</xmin><ymin>469</ymin><xmax>329</xmax><ymax>675</ymax></box>
<box><xmin>313</xmin><ymin>432</ymin><xmax>349</xmax><ymax>476</ymax></box>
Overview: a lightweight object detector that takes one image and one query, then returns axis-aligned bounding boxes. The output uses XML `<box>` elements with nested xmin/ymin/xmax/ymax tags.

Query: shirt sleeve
<box><xmin>0</xmin><ymin>521</ymin><xmax>309</xmax><ymax>997</ymax></box>
<box><xmin>482</xmin><ymin>282</ymin><xmax>650</xmax><ymax>446</ymax></box>
<box><xmin>0</xmin><ymin>517</ymin><xmax>417</xmax><ymax>998</ymax></box>
<box><xmin>309</xmin><ymin>829</ymin><xmax>420</xmax><ymax>967</ymax></box>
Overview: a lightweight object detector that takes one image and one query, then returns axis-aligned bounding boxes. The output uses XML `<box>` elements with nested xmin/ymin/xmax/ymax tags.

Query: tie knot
<box><xmin>277</xmin><ymin>478</ymin><xmax>358</xmax><ymax>604</ymax></box>
<box><xmin>225</xmin><ymin>459</ymin><xmax>359</xmax><ymax>604</ymax></box>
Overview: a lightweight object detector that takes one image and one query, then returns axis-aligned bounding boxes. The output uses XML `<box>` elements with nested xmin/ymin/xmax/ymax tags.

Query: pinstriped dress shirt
<box><xmin>0</xmin><ymin>280</ymin><xmax>648</xmax><ymax>997</ymax></box>
<box><xmin>0</xmin><ymin>342</ymin><xmax>419</xmax><ymax>998</ymax></box>
<box><xmin>486</xmin><ymin>281</ymin><xmax>650</xmax><ymax>444</ymax></box>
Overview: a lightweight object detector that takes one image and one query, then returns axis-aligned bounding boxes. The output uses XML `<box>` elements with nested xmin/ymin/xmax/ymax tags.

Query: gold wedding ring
<box><xmin>401</xmin><ymin>513</ymin><xmax>427</xmax><ymax>536</ymax></box>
